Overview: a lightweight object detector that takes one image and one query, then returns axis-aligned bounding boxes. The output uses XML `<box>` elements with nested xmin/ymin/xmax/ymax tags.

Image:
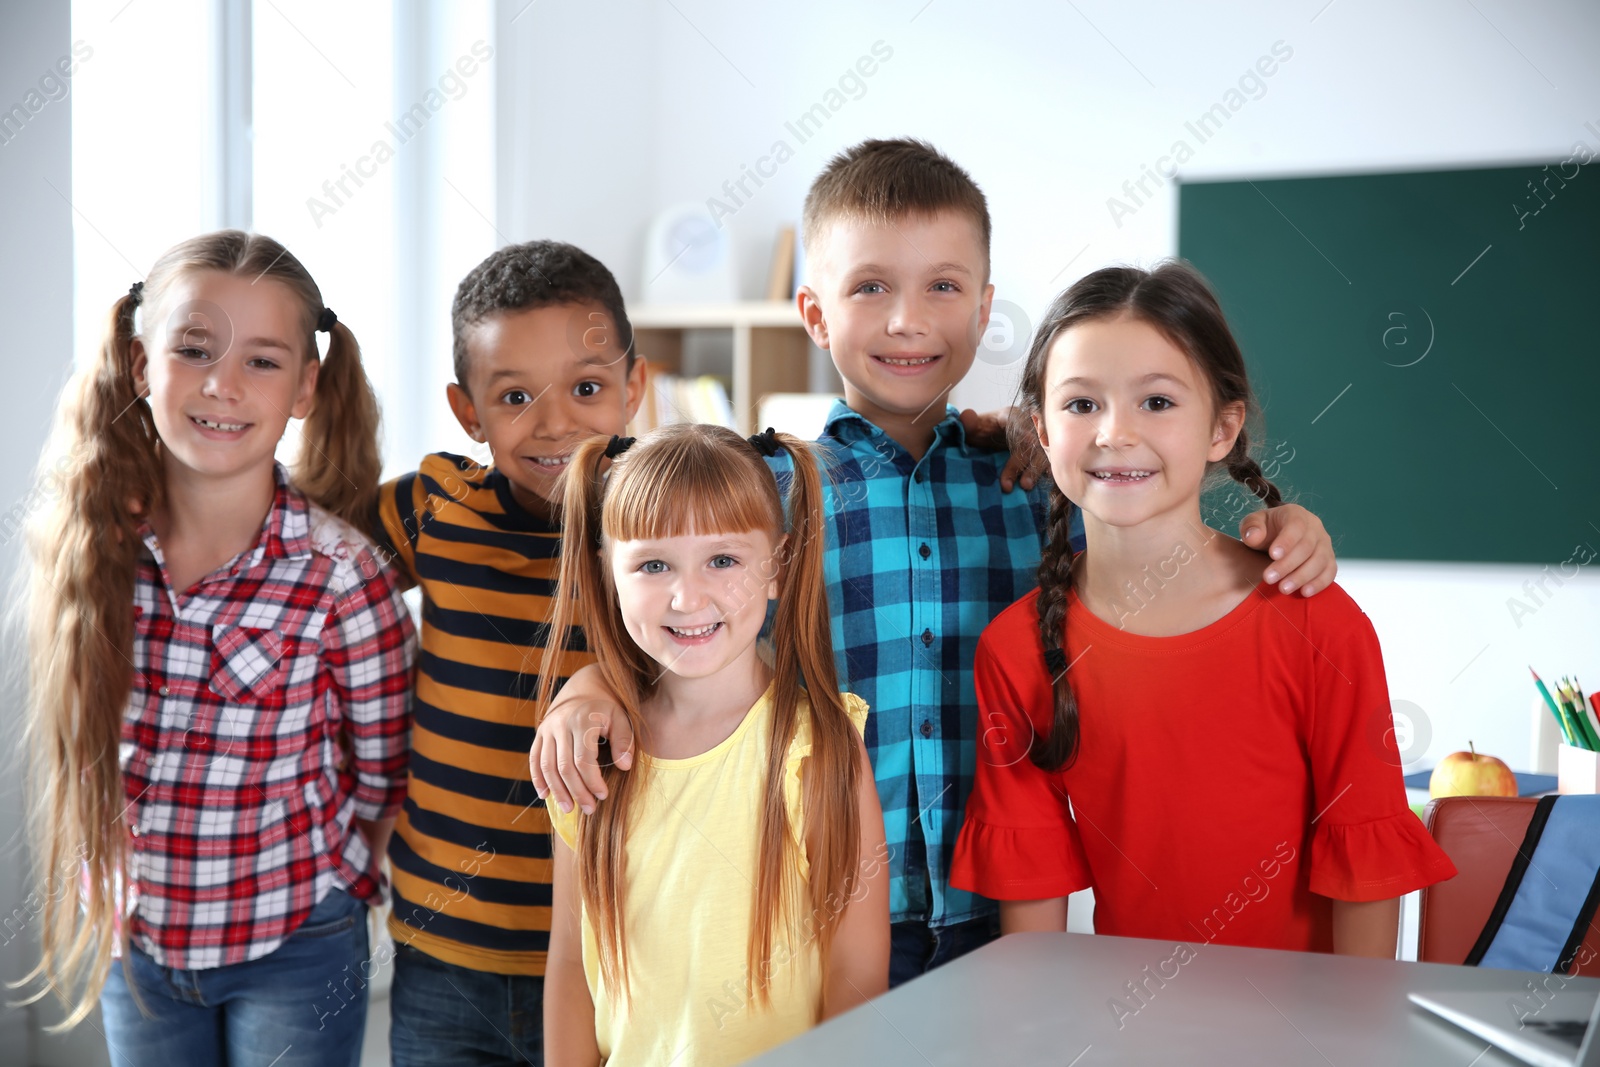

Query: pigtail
<box><xmin>1222</xmin><ymin>428</ymin><xmax>1283</xmax><ymax>509</ymax></box>
<box><xmin>294</xmin><ymin>320</ymin><xmax>382</xmax><ymax>531</ymax></box>
<box><xmin>535</xmin><ymin>435</ymin><xmax>609</xmax><ymax>715</ymax></box>
<box><xmin>1029</xmin><ymin>488</ymin><xmax>1082</xmax><ymax>772</ymax></box>
<box><xmin>535</xmin><ymin>435</ymin><xmax>649</xmax><ymax>1005</ymax></box>
<box><xmin>751</xmin><ymin>433</ymin><xmax>860</xmax><ymax>1008</ymax></box>
<box><xmin>21</xmin><ymin>291</ymin><xmax>163</xmax><ymax>1027</ymax></box>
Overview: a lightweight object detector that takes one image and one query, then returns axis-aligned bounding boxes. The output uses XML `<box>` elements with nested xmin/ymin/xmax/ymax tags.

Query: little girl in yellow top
<box><xmin>537</xmin><ymin>424</ymin><xmax>889</xmax><ymax>1067</ymax></box>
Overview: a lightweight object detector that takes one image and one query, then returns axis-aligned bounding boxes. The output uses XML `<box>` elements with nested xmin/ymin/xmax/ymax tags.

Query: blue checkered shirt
<box><xmin>771</xmin><ymin>400</ymin><xmax>1080</xmax><ymax>927</ymax></box>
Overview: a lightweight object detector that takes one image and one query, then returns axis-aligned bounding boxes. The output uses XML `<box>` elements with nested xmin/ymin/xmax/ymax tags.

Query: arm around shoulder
<box><xmin>1239</xmin><ymin>502</ymin><xmax>1337</xmax><ymax>597</ymax></box>
<box><xmin>545</xmin><ymin>663</ymin><xmax>622</xmax><ymax>717</ymax></box>
<box><xmin>531</xmin><ymin>663</ymin><xmax>634</xmax><ymax>813</ymax></box>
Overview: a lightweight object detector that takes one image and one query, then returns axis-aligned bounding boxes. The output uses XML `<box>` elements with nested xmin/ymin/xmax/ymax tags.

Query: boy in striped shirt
<box><xmin>374</xmin><ymin>241</ymin><xmax>644</xmax><ymax>1065</ymax></box>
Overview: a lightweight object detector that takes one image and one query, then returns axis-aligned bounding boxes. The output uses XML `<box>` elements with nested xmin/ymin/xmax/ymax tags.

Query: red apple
<box><xmin>1429</xmin><ymin>742</ymin><xmax>1518</xmax><ymax>799</ymax></box>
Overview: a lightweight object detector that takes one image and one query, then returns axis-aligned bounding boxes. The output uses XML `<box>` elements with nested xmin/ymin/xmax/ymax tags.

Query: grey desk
<box><xmin>749</xmin><ymin>932</ymin><xmax>1600</xmax><ymax>1065</ymax></box>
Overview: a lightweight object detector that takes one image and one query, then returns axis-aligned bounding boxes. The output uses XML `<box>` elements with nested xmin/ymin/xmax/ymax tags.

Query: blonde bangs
<box><xmin>600</xmin><ymin>425</ymin><xmax>782</xmax><ymax>544</ymax></box>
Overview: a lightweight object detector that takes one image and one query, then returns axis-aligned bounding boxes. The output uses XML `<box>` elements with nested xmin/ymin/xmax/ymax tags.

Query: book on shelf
<box><xmin>630</xmin><ymin>362</ymin><xmax>736</xmax><ymax>433</ymax></box>
<box><xmin>766</xmin><ymin>225</ymin><xmax>797</xmax><ymax>301</ymax></box>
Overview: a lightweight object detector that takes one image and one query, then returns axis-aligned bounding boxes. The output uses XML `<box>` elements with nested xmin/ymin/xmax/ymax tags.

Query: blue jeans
<box><xmin>389</xmin><ymin>942</ymin><xmax>544</xmax><ymax>1066</ymax></box>
<box><xmin>100</xmin><ymin>888</ymin><xmax>371</xmax><ymax>1067</ymax></box>
<box><xmin>888</xmin><ymin>913</ymin><xmax>1001</xmax><ymax>988</ymax></box>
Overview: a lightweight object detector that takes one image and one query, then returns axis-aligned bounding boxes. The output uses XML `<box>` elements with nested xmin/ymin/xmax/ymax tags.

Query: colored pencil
<box><xmin>1555</xmin><ymin>678</ymin><xmax>1595</xmax><ymax>750</ymax></box>
<box><xmin>1532</xmin><ymin>667</ymin><xmax>1577</xmax><ymax>746</ymax></box>
<box><xmin>1563</xmin><ymin>677</ymin><xmax>1600</xmax><ymax>750</ymax></box>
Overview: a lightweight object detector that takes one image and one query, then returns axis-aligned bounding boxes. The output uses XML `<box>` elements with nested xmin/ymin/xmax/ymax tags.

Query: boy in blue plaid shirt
<box><xmin>533</xmin><ymin>139</ymin><xmax>1338</xmax><ymax>986</ymax></box>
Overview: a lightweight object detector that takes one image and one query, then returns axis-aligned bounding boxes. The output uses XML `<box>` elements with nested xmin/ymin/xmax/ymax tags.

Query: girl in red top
<box><xmin>950</xmin><ymin>262</ymin><xmax>1454</xmax><ymax>957</ymax></box>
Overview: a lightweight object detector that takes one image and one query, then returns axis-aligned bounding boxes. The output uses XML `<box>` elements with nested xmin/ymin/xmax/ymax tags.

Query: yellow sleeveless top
<box><xmin>548</xmin><ymin>685</ymin><xmax>870</xmax><ymax>1066</ymax></box>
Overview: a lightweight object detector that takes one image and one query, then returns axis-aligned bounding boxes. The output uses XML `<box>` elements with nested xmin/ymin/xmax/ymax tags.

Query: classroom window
<box><xmin>71</xmin><ymin>0</ymin><xmax>493</xmax><ymax>474</ymax></box>
<box><xmin>70</xmin><ymin>0</ymin><xmax>216</xmax><ymax>365</ymax></box>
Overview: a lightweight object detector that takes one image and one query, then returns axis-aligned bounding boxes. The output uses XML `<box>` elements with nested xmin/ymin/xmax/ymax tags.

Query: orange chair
<box><xmin>1419</xmin><ymin>796</ymin><xmax>1600</xmax><ymax>976</ymax></box>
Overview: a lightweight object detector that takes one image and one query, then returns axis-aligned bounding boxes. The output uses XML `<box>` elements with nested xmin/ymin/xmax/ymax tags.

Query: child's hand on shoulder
<box><xmin>530</xmin><ymin>665</ymin><xmax>634</xmax><ymax>815</ymax></box>
<box><xmin>1239</xmin><ymin>504</ymin><xmax>1337</xmax><ymax>597</ymax></box>
<box><xmin>958</xmin><ymin>407</ymin><xmax>1048</xmax><ymax>493</ymax></box>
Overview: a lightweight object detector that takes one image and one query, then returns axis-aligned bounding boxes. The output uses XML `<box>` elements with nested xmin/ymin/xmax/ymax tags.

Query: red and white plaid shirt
<box><xmin>122</xmin><ymin>465</ymin><xmax>416</xmax><ymax>970</ymax></box>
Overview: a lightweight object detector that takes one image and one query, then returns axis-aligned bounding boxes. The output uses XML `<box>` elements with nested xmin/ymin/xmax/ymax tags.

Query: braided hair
<box><xmin>1020</xmin><ymin>261</ymin><xmax>1283</xmax><ymax>772</ymax></box>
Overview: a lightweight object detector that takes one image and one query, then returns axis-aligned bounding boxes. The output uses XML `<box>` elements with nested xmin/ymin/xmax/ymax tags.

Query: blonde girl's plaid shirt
<box><xmin>122</xmin><ymin>465</ymin><xmax>416</xmax><ymax>970</ymax></box>
<box><xmin>771</xmin><ymin>401</ymin><xmax>1078</xmax><ymax>928</ymax></box>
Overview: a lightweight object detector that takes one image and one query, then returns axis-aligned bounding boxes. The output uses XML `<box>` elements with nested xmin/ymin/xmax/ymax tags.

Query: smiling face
<box><xmin>799</xmin><ymin>209</ymin><xmax>993</xmax><ymax>451</ymax></box>
<box><xmin>608</xmin><ymin>527</ymin><xmax>782</xmax><ymax>684</ymax></box>
<box><xmin>1034</xmin><ymin>312</ymin><xmax>1243</xmax><ymax>532</ymax></box>
<box><xmin>449</xmin><ymin>301</ymin><xmax>645</xmax><ymax>518</ymax></box>
<box><xmin>131</xmin><ymin>270</ymin><xmax>317</xmax><ymax>485</ymax></box>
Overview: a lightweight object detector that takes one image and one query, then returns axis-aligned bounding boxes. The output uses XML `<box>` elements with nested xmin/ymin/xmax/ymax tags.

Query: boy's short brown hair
<box><xmin>801</xmin><ymin>138</ymin><xmax>991</xmax><ymax>262</ymax></box>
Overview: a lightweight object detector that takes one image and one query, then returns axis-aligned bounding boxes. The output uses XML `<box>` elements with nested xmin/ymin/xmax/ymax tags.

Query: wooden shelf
<box><xmin>629</xmin><ymin>301</ymin><xmax>832</xmax><ymax>435</ymax></box>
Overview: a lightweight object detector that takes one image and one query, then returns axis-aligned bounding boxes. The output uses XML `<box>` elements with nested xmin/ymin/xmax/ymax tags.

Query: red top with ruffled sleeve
<box><xmin>950</xmin><ymin>581</ymin><xmax>1456</xmax><ymax>953</ymax></box>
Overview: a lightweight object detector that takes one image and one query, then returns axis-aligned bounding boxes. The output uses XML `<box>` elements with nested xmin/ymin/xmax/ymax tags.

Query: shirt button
<box><xmin>920</xmin><ymin>629</ymin><xmax>934</xmax><ymax>647</ymax></box>
<box><xmin>919</xmin><ymin>721</ymin><xmax>933</xmax><ymax>738</ymax></box>
<box><xmin>914</xmin><ymin>469</ymin><xmax>927</xmax><ymax>483</ymax></box>
<box><xmin>918</xmin><ymin>543</ymin><xmax>931</xmax><ymax>560</ymax></box>
<box><xmin>158</xmin><ymin>685</ymin><xmax>170</xmax><ymax>697</ymax></box>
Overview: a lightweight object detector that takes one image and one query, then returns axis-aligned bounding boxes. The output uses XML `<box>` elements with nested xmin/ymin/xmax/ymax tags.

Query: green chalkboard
<box><xmin>1177</xmin><ymin>160</ymin><xmax>1599</xmax><ymax>564</ymax></box>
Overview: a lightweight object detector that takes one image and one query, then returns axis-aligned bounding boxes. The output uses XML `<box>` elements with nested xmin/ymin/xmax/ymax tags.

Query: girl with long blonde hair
<box><xmin>23</xmin><ymin>231</ymin><xmax>415</xmax><ymax>1066</ymax></box>
<box><xmin>538</xmin><ymin>424</ymin><xmax>888</xmax><ymax>1067</ymax></box>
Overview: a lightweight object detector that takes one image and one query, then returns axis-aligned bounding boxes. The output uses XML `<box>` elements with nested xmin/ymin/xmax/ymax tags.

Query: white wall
<box><xmin>496</xmin><ymin>0</ymin><xmax>659</xmax><ymax>289</ymax></box>
<box><xmin>0</xmin><ymin>3</ymin><xmax>117</xmax><ymax>1064</ymax></box>
<box><xmin>501</xmin><ymin>0</ymin><xmax>1600</xmax><ymax>771</ymax></box>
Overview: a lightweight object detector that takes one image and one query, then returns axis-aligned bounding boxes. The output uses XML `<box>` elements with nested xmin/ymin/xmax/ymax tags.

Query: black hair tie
<box><xmin>317</xmin><ymin>307</ymin><xmax>338</xmax><ymax>333</ymax></box>
<box><xmin>748</xmin><ymin>427</ymin><xmax>781</xmax><ymax>457</ymax></box>
<box><xmin>1043</xmin><ymin>647</ymin><xmax>1069</xmax><ymax>676</ymax></box>
<box><xmin>604</xmin><ymin>434</ymin><xmax>636</xmax><ymax>459</ymax></box>
<box><xmin>128</xmin><ymin>281</ymin><xmax>145</xmax><ymax>306</ymax></box>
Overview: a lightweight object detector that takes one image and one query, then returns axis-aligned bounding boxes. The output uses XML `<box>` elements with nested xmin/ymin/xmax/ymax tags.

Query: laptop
<box><xmin>1409</xmin><ymin>989</ymin><xmax>1600</xmax><ymax>1067</ymax></box>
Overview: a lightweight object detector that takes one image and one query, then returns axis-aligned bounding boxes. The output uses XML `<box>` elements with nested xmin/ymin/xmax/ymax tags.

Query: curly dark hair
<box><xmin>450</xmin><ymin>240</ymin><xmax>635</xmax><ymax>385</ymax></box>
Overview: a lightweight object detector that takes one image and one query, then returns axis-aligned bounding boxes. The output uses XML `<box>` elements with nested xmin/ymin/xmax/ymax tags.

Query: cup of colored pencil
<box><xmin>1533</xmin><ymin>668</ymin><xmax>1600</xmax><ymax>793</ymax></box>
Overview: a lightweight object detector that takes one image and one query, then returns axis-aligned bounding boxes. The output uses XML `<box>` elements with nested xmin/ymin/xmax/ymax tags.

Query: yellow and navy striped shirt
<box><xmin>377</xmin><ymin>452</ymin><xmax>590</xmax><ymax>975</ymax></box>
